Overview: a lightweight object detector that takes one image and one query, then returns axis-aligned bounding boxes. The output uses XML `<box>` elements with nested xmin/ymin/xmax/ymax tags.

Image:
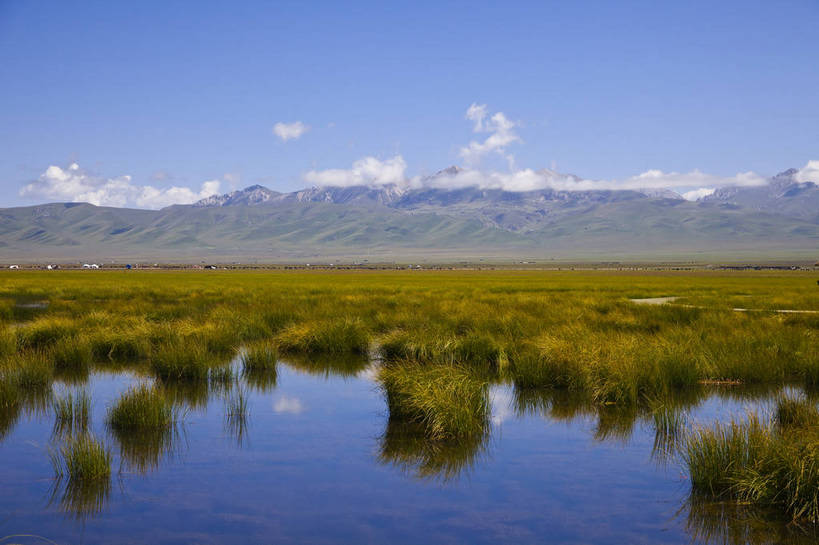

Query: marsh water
<box><xmin>1</xmin><ymin>357</ymin><xmax>816</xmax><ymax>545</ymax></box>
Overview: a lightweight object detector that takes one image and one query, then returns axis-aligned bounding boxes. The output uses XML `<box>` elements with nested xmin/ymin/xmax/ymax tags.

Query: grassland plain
<box><xmin>0</xmin><ymin>269</ymin><xmax>818</xmax><ymax>519</ymax></box>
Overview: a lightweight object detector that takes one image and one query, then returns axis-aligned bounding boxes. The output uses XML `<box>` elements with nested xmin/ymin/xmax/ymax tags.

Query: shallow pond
<box><xmin>1</xmin><ymin>359</ymin><xmax>816</xmax><ymax>544</ymax></box>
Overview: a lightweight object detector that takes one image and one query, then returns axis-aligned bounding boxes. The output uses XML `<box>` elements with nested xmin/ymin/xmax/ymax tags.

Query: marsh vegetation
<box><xmin>0</xmin><ymin>269</ymin><xmax>817</xmax><ymax>536</ymax></box>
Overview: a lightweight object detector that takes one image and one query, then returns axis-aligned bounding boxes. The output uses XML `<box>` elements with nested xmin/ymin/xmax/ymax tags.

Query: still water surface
<box><xmin>0</xmin><ymin>359</ymin><xmax>815</xmax><ymax>544</ymax></box>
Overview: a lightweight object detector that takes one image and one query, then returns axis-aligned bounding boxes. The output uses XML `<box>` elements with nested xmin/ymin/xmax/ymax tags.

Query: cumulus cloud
<box><xmin>795</xmin><ymin>160</ymin><xmax>819</xmax><ymax>183</ymax></box>
<box><xmin>273</xmin><ymin>121</ymin><xmax>309</xmax><ymax>141</ymax></box>
<box><xmin>19</xmin><ymin>163</ymin><xmax>221</xmax><ymax>209</ymax></box>
<box><xmin>304</xmin><ymin>155</ymin><xmax>407</xmax><ymax>187</ymax></box>
<box><xmin>460</xmin><ymin>103</ymin><xmax>521</xmax><ymax>166</ymax></box>
<box><xmin>681</xmin><ymin>187</ymin><xmax>716</xmax><ymax>201</ymax></box>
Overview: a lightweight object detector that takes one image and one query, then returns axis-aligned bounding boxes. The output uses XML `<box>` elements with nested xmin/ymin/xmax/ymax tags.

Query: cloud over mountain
<box><xmin>19</xmin><ymin>163</ymin><xmax>221</xmax><ymax>209</ymax></box>
<box><xmin>304</xmin><ymin>156</ymin><xmax>407</xmax><ymax>188</ymax></box>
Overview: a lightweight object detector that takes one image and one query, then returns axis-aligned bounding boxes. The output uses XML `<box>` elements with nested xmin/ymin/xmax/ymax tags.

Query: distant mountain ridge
<box><xmin>1</xmin><ymin>167</ymin><xmax>817</xmax><ymax>261</ymax></box>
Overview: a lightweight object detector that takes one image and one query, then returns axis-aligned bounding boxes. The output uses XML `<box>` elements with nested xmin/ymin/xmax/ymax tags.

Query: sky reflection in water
<box><xmin>0</xmin><ymin>360</ymin><xmax>817</xmax><ymax>544</ymax></box>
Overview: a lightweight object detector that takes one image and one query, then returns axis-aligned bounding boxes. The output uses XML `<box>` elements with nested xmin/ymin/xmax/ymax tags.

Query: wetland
<box><xmin>1</xmin><ymin>269</ymin><xmax>817</xmax><ymax>544</ymax></box>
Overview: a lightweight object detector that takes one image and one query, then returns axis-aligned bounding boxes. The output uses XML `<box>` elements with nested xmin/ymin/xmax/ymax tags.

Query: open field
<box><xmin>1</xmin><ymin>269</ymin><xmax>818</xmax><ymax>527</ymax></box>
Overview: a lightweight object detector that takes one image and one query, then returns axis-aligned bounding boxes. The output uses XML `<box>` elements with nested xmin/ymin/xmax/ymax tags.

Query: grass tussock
<box><xmin>52</xmin><ymin>336</ymin><xmax>93</xmax><ymax>373</ymax></box>
<box><xmin>775</xmin><ymin>396</ymin><xmax>819</xmax><ymax>430</ymax></box>
<box><xmin>241</xmin><ymin>343</ymin><xmax>277</xmax><ymax>390</ymax></box>
<box><xmin>276</xmin><ymin>318</ymin><xmax>370</xmax><ymax>355</ymax></box>
<box><xmin>380</xmin><ymin>363</ymin><xmax>490</xmax><ymax>441</ymax></box>
<box><xmin>150</xmin><ymin>341</ymin><xmax>214</xmax><ymax>381</ymax></box>
<box><xmin>51</xmin><ymin>434</ymin><xmax>111</xmax><ymax>484</ymax></box>
<box><xmin>241</xmin><ymin>343</ymin><xmax>278</xmax><ymax>372</ymax></box>
<box><xmin>18</xmin><ymin>318</ymin><xmax>78</xmax><ymax>350</ymax></box>
<box><xmin>107</xmin><ymin>384</ymin><xmax>177</xmax><ymax>432</ymax></box>
<box><xmin>683</xmin><ymin>399</ymin><xmax>819</xmax><ymax>523</ymax></box>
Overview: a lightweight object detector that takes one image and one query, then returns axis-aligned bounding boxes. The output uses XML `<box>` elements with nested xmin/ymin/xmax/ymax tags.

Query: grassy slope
<box><xmin>0</xmin><ymin>198</ymin><xmax>817</xmax><ymax>261</ymax></box>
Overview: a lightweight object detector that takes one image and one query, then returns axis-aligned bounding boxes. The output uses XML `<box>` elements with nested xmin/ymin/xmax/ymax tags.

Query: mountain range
<box><xmin>1</xmin><ymin>167</ymin><xmax>817</xmax><ymax>262</ymax></box>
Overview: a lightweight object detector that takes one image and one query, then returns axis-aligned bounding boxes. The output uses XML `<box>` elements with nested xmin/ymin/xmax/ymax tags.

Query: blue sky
<box><xmin>1</xmin><ymin>0</ymin><xmax>817</xmax><ymax>207</ymax></box>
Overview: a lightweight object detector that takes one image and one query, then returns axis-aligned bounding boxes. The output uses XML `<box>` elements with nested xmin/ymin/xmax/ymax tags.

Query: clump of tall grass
<box><xmin>150</xmin><ymin>341</ymin><xmax>213</xmax><ymax>381</ymax></box>
<box><xmin>683</xmin><ymin>409</ymin><xmax>819</xmax><ymax>523</ymax></box>
<box><xmin>50</xmin><ymin>434</ymin><xmax>111</xmax><ymax>484</ymax></box>
<box><xmin>276</xmin><ymin>318</ymin><xmax>370</xmax><ymax>355</ymax></box>
<box><xmin>52</xmin><ymin>336</ymin><xmax>92</xmax><ymax>374</ymax></box>
<box><xmin>379</xmin><ymin>363</ymin><xmax>490</xmax><ymax>440</ymax></box>
<box><xmin>241</xmin><ymin>343</ymin><xmax>277</xmax><ymax>390</ymax></box>
<box><xmin>107</xmin><ymin>384</ymin><xmax>180</xmax><ymax>473</ymax></box>
<box><xmin>89</xmin><ymin>329</ymin><xmax>151</xmax><ymax>362</ymax></box>
<box><xmin>53</xmin><ymin>390</ymin><xmax>91</xmax><ymax>436</ymax></box>
<box><xmin>381</xmin><ymin>330</ymin><xmax>507</xmax><ymax>370</ymax></box>
<box><xmin>683</xmin><ymin>414</ymin><xmax>772</xmax><ymax>498</ymax></box>
<box><xmin>107</xmin><ymin>384</ymin><xmax>176</xmax><ymax>432</ymax></box>
<box><xmin>775</xmin><ymin>395</ymin><xmax>819</xmax><ymax>430</ymax></box>
<box><xmin>49</xmin><ymin>434</ymin><xmax>111</xmax><ymax>519</ymax></box>
<box><xmin>241</xmin><ymin>343</ymin><xmax>278</xmax><ymax>372</ymax></box>
<box><xmin>10</xmin><ymin>350</ymin><xmax>54</xmax><ymax>389</ymax></box>
<box><xmin>17</xmin><ymin>318</ymin><xmax>78</xmax><ymax>350</ymax></box>
<box><xmin>0</xmin><ymin>326</ymin><xmax>16</xmax><ymax>357</ymax></box>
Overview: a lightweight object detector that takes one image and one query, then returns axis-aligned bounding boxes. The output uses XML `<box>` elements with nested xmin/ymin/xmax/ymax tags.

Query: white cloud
<box><xmin>460</xmin><ymin>103</ymin><xmax>521</xmax><ymax>165</ymax></box>
<box><xmin>304</xmin><ymin>155</ymin><xmax>407</xmax><ymax>187</ymax></box>
<box><xmin>681</xmin><ymin>187</ymin><xmax>716</xmax><ymax>201</ymax></box>
<box><xmin>795</xmin><ymin>160</ymin><xmax>819</xmax><ymax>183</ymax></box>
<box><xmin>273</xmin><ymin>395</ymin><xmax>304</xmax><ymax>414</ymax></box>
<box><xmin>419</xmin><ymin>166</ymin><xmax>767</xmax><ymax>194</ymax></box>
<box><xmin>273</xmin><ymin>121</ymin><xmax>309</xmax><ymax>142</ymax></box>
<box><xmin>19</xmin><ymin>163</ymin><xmax>221</xmax><ymax>209</ymax></box>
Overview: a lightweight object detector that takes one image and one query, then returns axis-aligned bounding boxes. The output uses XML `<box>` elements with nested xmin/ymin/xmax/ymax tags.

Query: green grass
<box><xmin>241</xmin><ymin>342</ymin><xmax>277</xmax><ymax>371</ymax></box>
<box><xmin>52</xmin><ymin>336</ymin><xmax>93</xmax><ymax>374</ymax></box>
<box><xmin>107</xmin><ymin>384</ymin><xmax>177</xmax><ymax>432</ymax></box>
<box><xmin>683</xmin><ymin>401</ymin><xmax>819</xmax><ymax>523</ymax></box>
<box><xmin>0</xmin><ymin>269</ymin><xmax>818</xmax><ymax>524</ymax></box>
<box><xmin>380</xmin><ymin>363</ymin><xmax>490</xmax><ymax>440</ymax></box>
<box><xmin>150</xmin><ymin>341</ymin><xmax>214</xmax><ymax>382</ymax></box>
<box><xmin>276</xmin><ymin>317</ymin><xmax>370</xmax><ymax>355</ymax></box>
<box><xmin>107</xmin><ymin>384</ymin><xmax>180</xmax><ymax>473</ymax></box>
<box><xmin>775</xmin><ymin>396</ymin><xmax>819</xmax><ymax>430</ymax></box>
<box><xmin>240</xmin><ymin>342</ymin><xmax>277</xmax><ymax>390</ymax></box>
<box><xmin>50</xmin><ymin>434</ymin><xmax>111</xmax><ymax>483</ymax></box>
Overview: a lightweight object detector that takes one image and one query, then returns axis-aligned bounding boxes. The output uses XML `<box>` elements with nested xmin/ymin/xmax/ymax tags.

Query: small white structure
<box><xmin>9</xmin><ymin>265</ymin><xmax>19</xmax><ymax>269</ymax></box>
